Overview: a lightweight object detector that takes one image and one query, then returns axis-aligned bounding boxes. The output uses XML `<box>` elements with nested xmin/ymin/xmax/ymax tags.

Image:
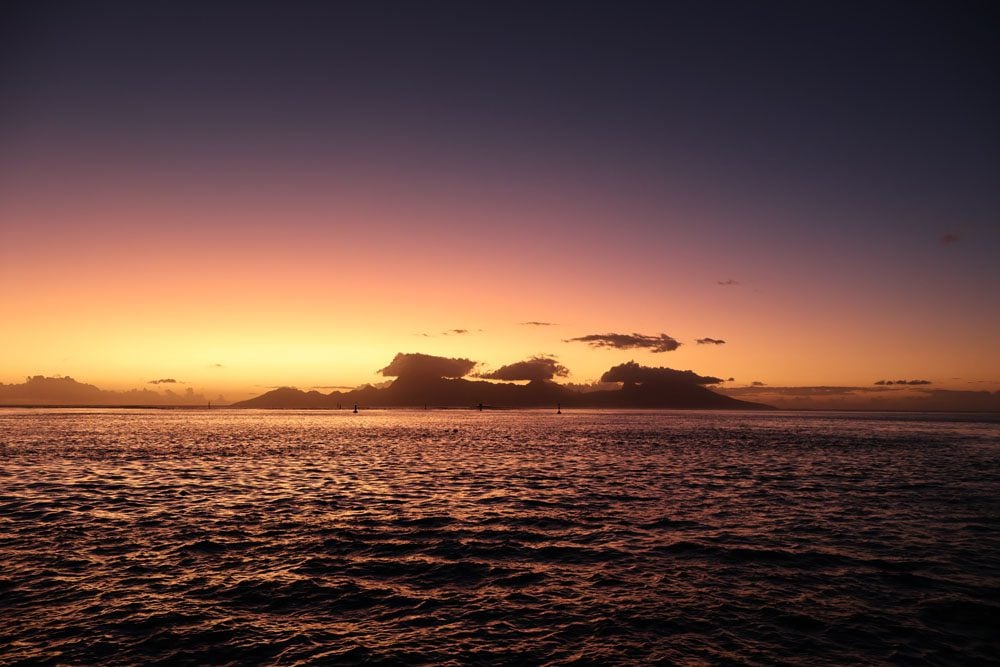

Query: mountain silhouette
<box><xmin>0</xmin><ymin>376</ymin><xmax>213</xmax><ymax>406</ymax></box>
<box><xmin>232</xmin><ymin>355</ymin><xmax>771</xmax><ymax>410</ymax></box>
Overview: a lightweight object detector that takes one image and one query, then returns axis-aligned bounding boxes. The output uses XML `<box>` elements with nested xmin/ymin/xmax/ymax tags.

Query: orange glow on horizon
<box><xmin>3</xmin><ymin>141</ymin><xmax>998</xmax><ymax>406</ymax></box>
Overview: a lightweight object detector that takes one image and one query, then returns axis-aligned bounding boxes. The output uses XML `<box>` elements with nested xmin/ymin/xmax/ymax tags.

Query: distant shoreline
<box><xmin>2</xmin><ymin>404</ymin><xmax>999</xmax><ymax>416</ymax></box>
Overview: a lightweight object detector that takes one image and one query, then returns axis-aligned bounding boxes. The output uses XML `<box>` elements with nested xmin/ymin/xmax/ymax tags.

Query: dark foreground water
<box><xmin>1</xmin><ymin>409</ymin><xmax>999</xmax><ymax>665</ymax></box>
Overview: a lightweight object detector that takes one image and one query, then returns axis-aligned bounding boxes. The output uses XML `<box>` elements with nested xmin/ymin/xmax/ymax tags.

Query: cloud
<box><xmin>751</xmin><ymin>381</ymin><xmax>766</xmax><ymax>386</ymax></box>
<box><xmin>477</xmin><ymin>356</ymin><xmax>569</xmax><ymax>382</ymax></box>
<box><xmin>521</xmin><ymin>321</ymin><xmax>556</xmax><ymax>326</ymax></box>
<box><xmin>209</xmin><ymin>363</ymin><xmax>225</xmax><ymax>368</ymax></box>
<box><xmin>718</xmin><ymin>279</ymin><xmax>740</xmax><ymax>286</ymax></box>
<box><xmin>147</xmin><ymin>378</ymin><xmax>181</xmax><ymax>384</ymax></box>
<box><xmin>379</xmin><ymin>352</ymin><xmax>477</xmax><ymax>378</ymax></box>
<box><xmin>600</xmin><ymin>361</ymin><xmax>722</xmax><ymax>385</ymax></box>
<box><xmin>874</xmin><ymin>379</ymin><xmax>932</xmax><ymax>385</ymax></box>
<box><xmin>311</xmin><ymin>385</ymin><xmax>356</xmax><ymax>390</ymax></box>
<box><xmin>415</xmin><ymin>328</ymin><xmax>476</xmax><ymax>337</ymax></box>
<box><xmin>566</xmin><ymin>332</ymin><xmax>681</xmax><ymax>353</ymax></box>
<box><xmin>940</xmin><ymin>233</ymin><xmax>960</xmax><ymax>246</ymax></box>
<box><xmin>696</xmin><ymin>337</ymin><xmax>726</xmax><ymax>345</ymax></box>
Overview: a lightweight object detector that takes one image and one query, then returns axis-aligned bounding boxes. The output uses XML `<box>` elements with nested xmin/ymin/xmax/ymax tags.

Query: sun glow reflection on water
<box><xmin>1</xmin><ymin>409</ymin><xmax>998</xmax><ymax>664</ymax></box>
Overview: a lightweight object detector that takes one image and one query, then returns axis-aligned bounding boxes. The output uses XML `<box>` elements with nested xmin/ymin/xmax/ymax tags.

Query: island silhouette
<box><xmin>0</xmin><ymin>375</ymin><xmax>216</xmax><ymax>406</ymax></box>
<box><xmin>232</xmin><ymin>353</ymin><xmax>772</xmax><ymax>410</ymax></box>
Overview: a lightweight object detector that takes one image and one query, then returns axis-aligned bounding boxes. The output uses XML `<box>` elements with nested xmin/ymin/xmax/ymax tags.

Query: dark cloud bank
<box><xmin>600</xmin><ymin>362</ymin><xmax>722</xmax><ymax>386</ymax></box>
<box><xmin>477</xmin><ymin>357</ymin><xmax>569</xmax><ymax>382</ymax></box>
<box><xmin>234</xmin><ymin>353</ymin><xmax>765</xmax><ymax>410</ymax></box>
<box><xmin>566</xmin><ymin>333</ymin><xmax>681</xmax><ymax>353</ymax></box>
<box><xmin>379</xmin><ymin>353</ymin><xmax>477</xmax><ymax>379</ymax></box>
<box><xmin>875</xmin><ymin>379</ymin><xmax>932</xmax><ymax>386</ymax></box>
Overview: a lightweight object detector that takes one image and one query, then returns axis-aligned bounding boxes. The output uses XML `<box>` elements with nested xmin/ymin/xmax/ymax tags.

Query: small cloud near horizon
<box><xmin>209</xmin><ymin>363</ymin><xmax>225</xmax><ymax>368</ymax></box>
<box><xmin>147</xmin><ymin>378</ymin><xmax>182</xmax><ymax>384</ymax></box>
<box><xmin>718</xmin><ymin>279</ymin><xmax>740</xmax><ymax>286</ymax></box>
<box><xmin>521</xmin><ymin>321</ymin><xmax>557</xmax><ymax>326</ymax></box>
<box><xmin>566</xmin><ymin>332</ymin><xmax>681</xmax><ymax>353</ymax></box>
<box><xmin>696</xmin><ymin>337</ymin><xmax>726</xmax><ymax>345</ymax></box>
<box><xmin>874</xmin><ymin>379</ymin><xmax>932</xmax><ymax>386</ymax></box>
<box><xmin>939</xmin><ymin>232</ymin><xmax>960</xmax><ymax>246</ymax></box>
<box><xmin>751</xmin><ymin>381</ymin><xmax>766</xmax><ymax>386</ymax></box>
<box><xmin>477</xmin><ymin>356</ymin><xmax>569</xmax><ymax>382</ymax></box>
<box><xmin>311</xmin><ymin>385</ymin><xmax>356</xmax><ymax>390</ymax></box>
<box><xmin>415</xmin><ymin>328</ymin><xmax>476</xmax><ymax>337</ymax></box>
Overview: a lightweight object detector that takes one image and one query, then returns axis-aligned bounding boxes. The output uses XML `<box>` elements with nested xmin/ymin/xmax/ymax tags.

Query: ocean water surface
<box><xmin>1</xmin><ymin>408</ymin><xmax>998</xmax><ymax>665</ymax></box>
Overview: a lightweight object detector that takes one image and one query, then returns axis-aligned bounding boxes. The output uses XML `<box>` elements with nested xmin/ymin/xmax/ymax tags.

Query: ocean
<box><xmin>1</xmin><ymin>408</ymin><xmax>998</xmax><ymax>665</ymax></box>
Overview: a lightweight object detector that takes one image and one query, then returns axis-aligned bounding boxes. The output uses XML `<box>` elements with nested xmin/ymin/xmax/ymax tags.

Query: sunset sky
<box><xmin>2</xmin><ymin>1</ymin><xmax>998</xmax><ymax>404</ymax></box>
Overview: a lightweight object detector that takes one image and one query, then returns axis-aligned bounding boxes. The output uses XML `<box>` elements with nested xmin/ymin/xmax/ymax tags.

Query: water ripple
<box><xmin>1</xmin><ymin>408</ymin><xmax>998</xmax><ymax>664</ymax></box>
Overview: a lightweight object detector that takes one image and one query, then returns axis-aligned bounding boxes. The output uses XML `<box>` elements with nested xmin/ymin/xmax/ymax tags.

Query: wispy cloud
<box><xmin>566</xmin><ymin>332</ymin><xmax>681</xmax><ymax>353</ymax></box>
<box><xmin>696</xmin><ymin>337</ymin><xmax>726</xmax><ymax>345</ymax></box>
<box><xmin>521</xmin><ymin>321</ymin><xmax>556</xmax><ymax>326</ymax></box>
<box><xmin>939</xmin><ymin>232</ymin><xmax>960</xmax><ymax>246</ymax></box>
<box><xmin>874</xmin><ymin>379</ymin><xmax>932</xmax><ymax>385</ymax></box>
<box><xmin>717</xmin><ymin>279</ymin><xmax>739</xmax><ymax>286</ymax></box>
<box><xmin>414</xmin><ymin>328</ymin><xmax>476</xmax><ymax>338</ymax></box>
<box><xmin>147</xmin><ymin>378</ymin><xmax>181</xmax><ymax>384</ymax></box>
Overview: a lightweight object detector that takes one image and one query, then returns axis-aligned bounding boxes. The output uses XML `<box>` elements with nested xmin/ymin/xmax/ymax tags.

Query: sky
<box><xmin>1</xmin><ymin>1</ymin><xmax>998</xmax><ymax>405</ymax></box>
